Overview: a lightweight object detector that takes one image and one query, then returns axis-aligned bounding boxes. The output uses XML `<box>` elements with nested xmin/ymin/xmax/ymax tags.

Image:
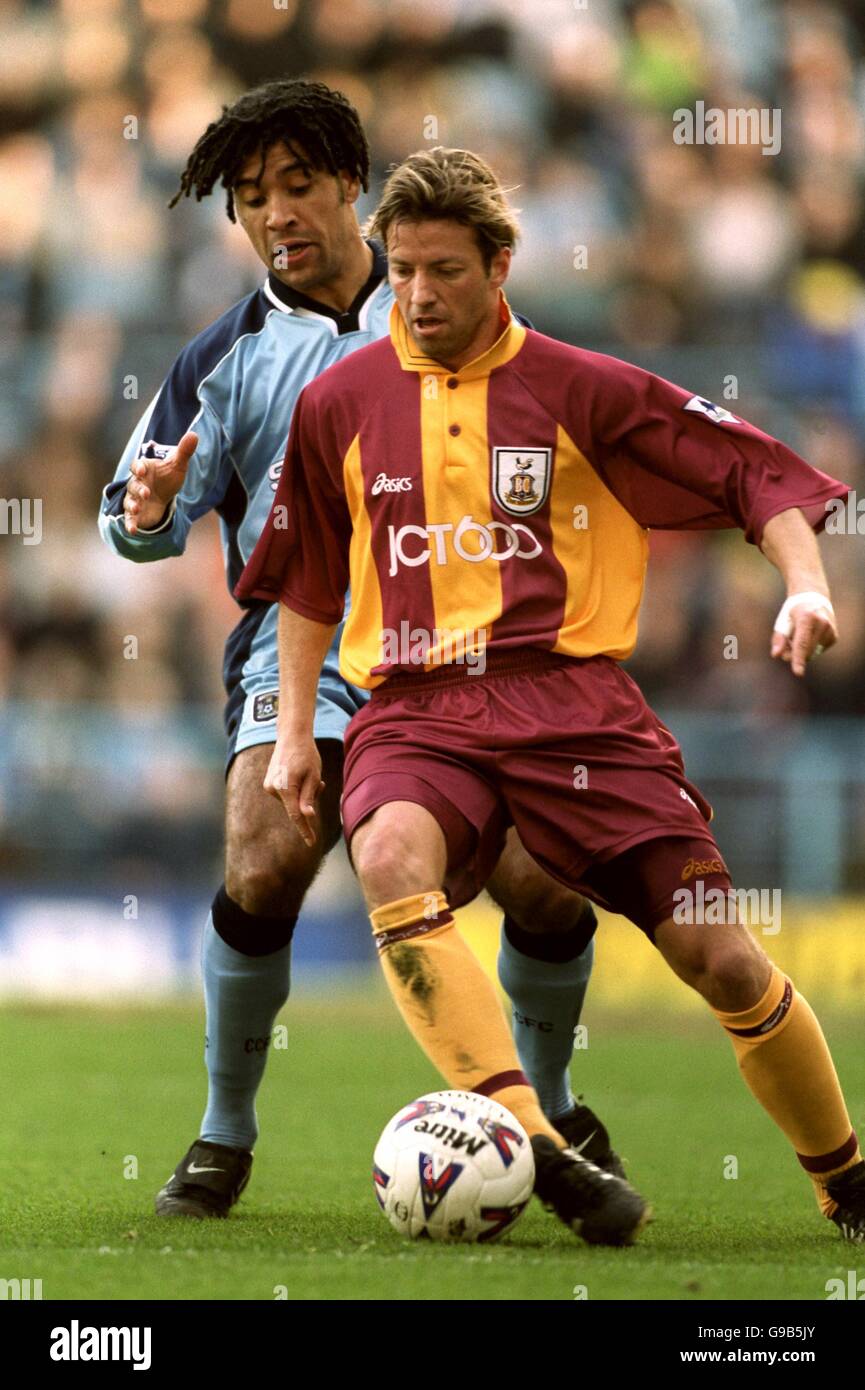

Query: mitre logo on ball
<box><xmin>493</xmin><ymin>447</ymin><xmax>551</xmax><ymax>516</ymax></box>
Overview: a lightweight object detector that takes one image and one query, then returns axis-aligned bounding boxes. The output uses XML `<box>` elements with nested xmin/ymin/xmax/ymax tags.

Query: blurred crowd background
<box><xmin>1</xmin><ymin>0</ymin><xmax>864</xmax><ymax>896</ymax></box>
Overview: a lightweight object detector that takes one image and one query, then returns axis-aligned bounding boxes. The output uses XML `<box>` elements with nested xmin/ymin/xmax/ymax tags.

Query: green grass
<box><xmin>1</xmin><ymin>988</ymin><xmax>863</xmax><ymax>1301</ymax></box>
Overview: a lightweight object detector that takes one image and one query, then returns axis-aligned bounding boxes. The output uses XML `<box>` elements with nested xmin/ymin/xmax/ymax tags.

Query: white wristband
<box><xmin>773</xmin><ymin>590</ymin><xmax>834</xmax><ymax>638</ymax></box>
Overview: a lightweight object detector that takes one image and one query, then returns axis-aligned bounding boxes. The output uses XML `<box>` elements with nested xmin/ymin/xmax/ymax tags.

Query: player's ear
<box><xmin>339</xmin><ymin>171</ymin><xmax>362</xmax><ymax>206</ymax></box>
<box><xmin>489</xmin><ymin>246</ymin><xmax>511</xmax><ymax>289</ymax></box>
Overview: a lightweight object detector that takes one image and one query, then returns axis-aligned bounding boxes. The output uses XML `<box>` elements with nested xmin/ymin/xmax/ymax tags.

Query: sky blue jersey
<box><xmin>98</xmin><ymin>243</ymin><xmax>392</xmax><ymax>759</ymax></box>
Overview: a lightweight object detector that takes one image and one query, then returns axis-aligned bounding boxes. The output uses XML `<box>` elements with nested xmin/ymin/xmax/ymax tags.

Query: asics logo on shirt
<box><xmin>387</xmin><ymin>515</ymin><xmax>542</xmax><ymax>577</ymax></box>
<box><xmin>371</xmin><ymin>472</ymin><xmax>413</xmax><ymax>495</ymax></box>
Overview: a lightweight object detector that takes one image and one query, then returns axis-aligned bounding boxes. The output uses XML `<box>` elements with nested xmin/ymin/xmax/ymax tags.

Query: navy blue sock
<box><xmin>497</xmin><ymin>910</ymin><xmax>596</xmax><ymax>1121</ymax></box>
<box><xmin>199</xmin><ymin>887</ymin><xmax>295</xmax><ymax>1151</ymax></box>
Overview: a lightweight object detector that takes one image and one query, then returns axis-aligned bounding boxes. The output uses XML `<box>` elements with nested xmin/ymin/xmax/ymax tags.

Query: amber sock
<box><xmin>714</xmin><ymin>966</ymin><xmax>860</xmax><ymax>1215</ymax></box>
<box><xmin>371</xmin><ymin>891</ymin><xmax>563</xmax><ymax>1147</ymax></box>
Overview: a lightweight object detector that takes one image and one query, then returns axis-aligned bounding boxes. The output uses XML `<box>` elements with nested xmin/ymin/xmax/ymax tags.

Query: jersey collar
<box><xmin>264</xmin><ymin>239</ymin><xmax>388</xmax><ymax>329</ymax></box>
<box><xmin>389</xmin><ymin>290</ymin><xmax>526</xmax><ymax>379</ymax></box>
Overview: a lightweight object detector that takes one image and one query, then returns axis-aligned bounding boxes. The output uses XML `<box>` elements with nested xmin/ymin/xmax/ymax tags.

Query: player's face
<box><xmin>387</xmin><ymin>219</ymin><xmax>511</xmax><ymax>369</ymax></box>
<box><xmin>233</xmin><ymin>139</ymin><xmax>362</xmax><ymax>294</ymax></box>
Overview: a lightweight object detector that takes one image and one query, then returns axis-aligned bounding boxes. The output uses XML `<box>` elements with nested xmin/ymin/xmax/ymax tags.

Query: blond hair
<box><xmin>366</xmin><ymin>147</ymin><xmax>520</xmax><ymax>268</ymax></box>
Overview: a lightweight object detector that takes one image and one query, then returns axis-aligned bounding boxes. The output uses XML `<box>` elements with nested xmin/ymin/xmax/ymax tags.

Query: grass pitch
<box><xmin>1</xmin><ymin>988</ymin><xmax>862</xmax><ymax>1302</ymax></box>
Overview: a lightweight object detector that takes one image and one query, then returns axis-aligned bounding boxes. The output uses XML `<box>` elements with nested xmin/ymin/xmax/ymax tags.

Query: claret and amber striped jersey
<box><xmin>236</xmin><ymin>293</ymin><xmax>848</xmax><ymax>690</ymax></box>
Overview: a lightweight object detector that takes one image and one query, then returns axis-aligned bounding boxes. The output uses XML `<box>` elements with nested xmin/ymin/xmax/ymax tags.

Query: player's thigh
<box><xmin>225</xmin><ymin>739</ymin><xmax>344</xmax><ymax>916</ymax></box>
<box><xmin>349</xmin><ymin>801</ymin><xmax>448</xmax><ymax>909</ymax></box>
<box><xmin>486</xmin><ymin>827</ymin><xmax>592</xmax><ymax>933</ymax></box>
<box><xmin>584</xmin><ymin>836</ymin><xmax>772</xmax><ymax>1009</ymax></box>
<box><xmin>342</xmin><ymin>691</ymin><xmax>507</xmax><ymax>911</ymax></box>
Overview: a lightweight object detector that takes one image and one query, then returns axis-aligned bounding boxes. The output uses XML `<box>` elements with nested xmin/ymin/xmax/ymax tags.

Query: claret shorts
<box><xmin>341</xmin><ymin>650</ymin><xmax>732</xmax><ymax>937</ymax></box>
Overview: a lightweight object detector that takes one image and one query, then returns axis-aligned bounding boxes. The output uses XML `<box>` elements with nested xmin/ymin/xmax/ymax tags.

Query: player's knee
<box><xmin>668</xmin><ymin>926</ymin><xmax>771</xmax><ymax>1012</ymax></box>
<box><xmin>706</xmin><ymin>934</ymin><xmax>771</xmax><ymax>1011</ymax></box>
<box><xmin>351</xmin><ymin>823</ymin><xmax>433</xmax><ymax>904</ymax></box>
<box><xmin>487</xmin><ymin>836</ymin><xmax>587</xmax><ymax>932</ymax></box>
<box><xmin>225</xmin><ymin>844</ymin><xmax>319</xmax><ymax>918</ymax></box>
<box><xmin>506</xmin><ymin>882</ymin><xmax>589</xmax><ymax>934</ymax></box>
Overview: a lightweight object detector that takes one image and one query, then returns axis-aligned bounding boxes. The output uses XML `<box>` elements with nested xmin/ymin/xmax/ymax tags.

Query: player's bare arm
<box><xmin>760</xmin><ymin>507</ymin><xmax>838</xmax><ymax>676</ymax></box>
<box><xmin>123</xmin><ymin>431</ymin><xmax>199</xmax><ymax>535</ymax></box>
<box><xmin>263</xmin><ymin>603</ymin><xmax>336</xmax><ymax>846</ymax></box>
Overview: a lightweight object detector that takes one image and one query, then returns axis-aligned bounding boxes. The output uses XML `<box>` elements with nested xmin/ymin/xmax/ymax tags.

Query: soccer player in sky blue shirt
<box><xmin>99</xmin><ymin>80</ymin><xmax>614</xmax><ymax>1220</ymax></box>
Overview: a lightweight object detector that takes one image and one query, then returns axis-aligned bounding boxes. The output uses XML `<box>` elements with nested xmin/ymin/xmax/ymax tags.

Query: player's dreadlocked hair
<box><xmin>169</xmin><ymin>78</ymin><xmax>370</xmax><ymax>222</ymax></box>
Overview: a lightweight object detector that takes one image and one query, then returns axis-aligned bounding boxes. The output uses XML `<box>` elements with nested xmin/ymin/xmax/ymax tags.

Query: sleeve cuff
<box><xmin>280</xmin><ymin>590</ymin><xmax>344</xmax><ymax>625</ymax></box>
<box><xmin>750</xmin><ymin>486</ymin><xmax>851</xmax><ymax>546</ymax></box>
<box><xmin>102</xmin><ymin>479</ymin><xmax>129</xmax><ymax>517</ymax></box>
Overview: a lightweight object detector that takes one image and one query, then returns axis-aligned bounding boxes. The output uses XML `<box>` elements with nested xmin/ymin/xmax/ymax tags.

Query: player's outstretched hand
<box><xmin>771</xmin><ymin>591</ymin><xmax>838</xmax><ymax>677</ymax></box>
<box><xmin>123</xmin><ymin>431</ymin><xmax>198</xmax><ymax>535</ymax></box>
<box><xmin>264</xmin><ymin>737</ymin><xmax>324</xmax><ymax>847</ymax></box>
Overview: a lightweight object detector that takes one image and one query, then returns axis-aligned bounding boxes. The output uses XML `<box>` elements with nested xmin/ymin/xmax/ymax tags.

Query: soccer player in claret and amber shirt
<box><xmin>237</xmin><ymin>147</ymin><xmax>865</xmax><ymax>1243</ymax></box>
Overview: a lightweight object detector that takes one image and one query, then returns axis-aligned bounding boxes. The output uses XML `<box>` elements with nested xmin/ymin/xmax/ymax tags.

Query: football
<box><xmin>372</xmin><ymin>1090</ymin><xmax>535</xmax><ymax>1243</ymax></box>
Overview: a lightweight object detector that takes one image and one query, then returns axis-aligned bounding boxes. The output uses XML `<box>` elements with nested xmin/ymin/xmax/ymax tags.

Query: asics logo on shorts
<box><xmin>387</xmin><ymin>515</ymin><xmax>542</xmax><ymax>577</ymax></box>
<box><xmin>681</xmin><ymin>855</ymin><xmax>725</xmax><ymax>881</ymax></box>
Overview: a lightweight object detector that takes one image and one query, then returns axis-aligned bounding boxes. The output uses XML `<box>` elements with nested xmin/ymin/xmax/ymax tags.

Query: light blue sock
<box><xmin>199</xmin><ymin>914</ymin><xmax>292</xmax><ymax>1151</ymax></box>
<box><xmin>497</xmin><ymin>921</ymin><xmax>594</xmax><ymax>1121</ymax></box>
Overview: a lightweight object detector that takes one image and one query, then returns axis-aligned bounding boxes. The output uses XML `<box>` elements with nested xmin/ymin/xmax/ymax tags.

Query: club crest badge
<box><xmin>492</xmin><ymin>447</ymin><xmax>551</xmax><ymax>516</ymax></box>
<box><xmin>252</xmin><ymin>691</ymin><xmax>279</xmax><ymax>723</ymax></box>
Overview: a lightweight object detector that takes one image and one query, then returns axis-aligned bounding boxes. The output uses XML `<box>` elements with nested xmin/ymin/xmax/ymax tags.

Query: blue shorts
<box><xmin>224</xmin><ymin>603</ymin><xmax>368</xmax><ymax>772</ymax></box>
